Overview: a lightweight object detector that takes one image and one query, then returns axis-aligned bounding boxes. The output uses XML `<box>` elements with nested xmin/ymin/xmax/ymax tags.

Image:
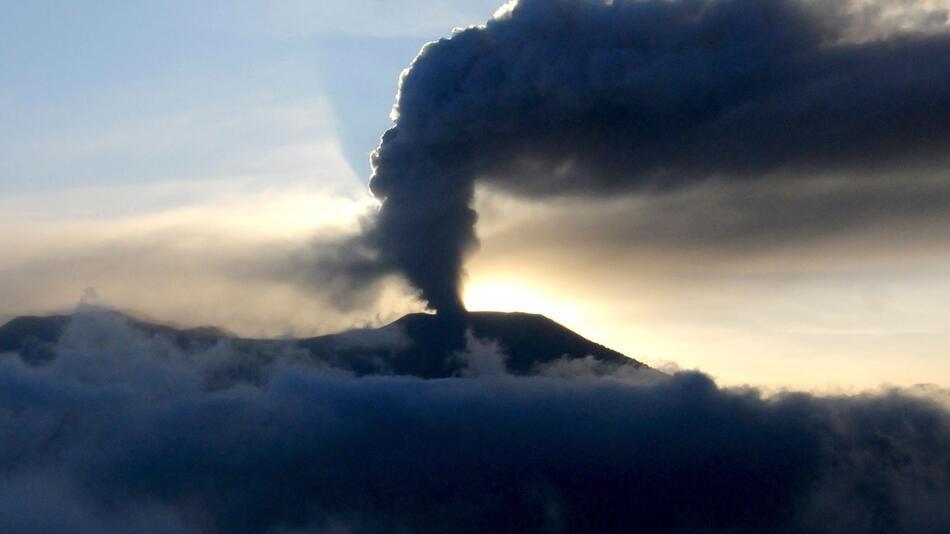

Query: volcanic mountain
<box><xmin>0</xmin><ymin>309</ymin><xmax>656</xmax><ymax>380</ymax></box>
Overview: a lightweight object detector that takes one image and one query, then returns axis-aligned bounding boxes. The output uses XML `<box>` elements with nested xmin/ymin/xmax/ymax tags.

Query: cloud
<box><xmin>474</xmin><ymin>176</ymin><xmax>950</xmax><ymax>255</ymax></box>
<box><xmin>535</xmin><ymin>355</ymin><xmax>669</xmax><ymax>385</ymax></box>
<box><xmin>0</xmin><ymin>311</ymin><xmax>947</xmax><ymax>532</ymax></box>
<box><xmin>463</xmin><ymin>176</ymin><xmax>950</xmax><ymax>390</ymax></box>
<box><xmin>833</xmin><ymin>0</ymin><xmax>950</xmax><ymax>40</ymax></box>
<box><xmin>456</xmin><ymin>330</ymin><xmax>509</xmax><ymax>377</ymax></box>
<box><xmin>0</xmin><ymin>178</ymin><xmax>420</xmax><ymax>337</ymax></box>
<box><xmin>356</xmin><ymin>0</ymin><xmax>950</xmax><ymax>313</ymax></box>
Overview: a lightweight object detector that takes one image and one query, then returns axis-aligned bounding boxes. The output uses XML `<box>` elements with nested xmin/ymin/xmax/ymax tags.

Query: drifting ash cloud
<box><xmin>356</xmin><ymin>0</ymin><xmax>950</xmax><ymax>313</ymax></box>
<box><xmin>0</xmin><ymin>312</ymin><xmax>947</xmax><ymax>533</ymax></box>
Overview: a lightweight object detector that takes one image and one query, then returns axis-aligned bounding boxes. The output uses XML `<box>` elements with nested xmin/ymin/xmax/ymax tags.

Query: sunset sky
<box><xmin>1</xmin><ymin>2</ymin><xmax>949</xmax><ymax>532</ymax></box>
<box><xmin>3</xmin><ymin>0</ymin><xmax>949</xmax><ymax>390</ymax></box>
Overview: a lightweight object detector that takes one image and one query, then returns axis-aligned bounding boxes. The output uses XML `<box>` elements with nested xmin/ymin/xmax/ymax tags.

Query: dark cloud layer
<box><xmin>475</xmin><ymin>176</ymin><xmax>950</xmax><ymax>258</ymax></box>
<box><xmin>359</xmin><ymin>0</ymin><xmax>950</xmax><ymax>312</ymax></box>
<box><xmin>0</xmin><ymin>312</ymin><xmax>947</xmax><ymax>533</ymax></box>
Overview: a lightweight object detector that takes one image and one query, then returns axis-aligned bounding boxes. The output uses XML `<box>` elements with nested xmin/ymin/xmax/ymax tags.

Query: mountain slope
<box><xmin>0</xmin><ymin>310</ymin><xmax>651</xmax><ymax>378</ymax></box>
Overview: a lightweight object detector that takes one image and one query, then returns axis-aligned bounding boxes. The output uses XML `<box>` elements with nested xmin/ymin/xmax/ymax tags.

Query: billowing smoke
<box><xmin>363</xmin><ymin>0</ymin><xmax>950</xmax><ymax>312</ymax></box>
<box><xmin>0</xmin><ymin>312</ymin><xmax>947</xmax><ymax>532</ymax></box>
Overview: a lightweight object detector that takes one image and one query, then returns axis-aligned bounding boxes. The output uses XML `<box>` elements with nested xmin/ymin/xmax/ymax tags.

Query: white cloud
<box><xmin>837</xmin><ymin>0</ymin><xmax>950</xmax><ymax>40</ymax></box>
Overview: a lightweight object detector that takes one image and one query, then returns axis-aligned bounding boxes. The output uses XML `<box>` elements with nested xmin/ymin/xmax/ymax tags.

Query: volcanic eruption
<box><xmin>356</xmin><ymin>0</ymin><xmax>950</xmax><ymax>314</ymax></box>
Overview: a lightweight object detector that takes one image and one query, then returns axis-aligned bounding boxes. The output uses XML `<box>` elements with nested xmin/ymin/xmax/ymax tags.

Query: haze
<box><xmin>2</xmin><ymin>0</ymin><xmax>949</xmax><ymax>390</ymax></box>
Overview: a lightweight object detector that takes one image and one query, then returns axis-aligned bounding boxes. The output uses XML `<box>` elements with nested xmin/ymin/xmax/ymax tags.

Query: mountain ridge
<box><xmin>0</xmin><ymin>309</ymin><xmax>652</xmax><ymax>379</ymax></box>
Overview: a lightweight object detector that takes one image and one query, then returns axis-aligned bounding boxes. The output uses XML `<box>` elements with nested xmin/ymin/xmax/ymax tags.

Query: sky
<box><xmin>2</xmin><ymin>0</ymin><xmax>949</xmax><ymax>390</ymax></box>
<box><xmin>0</xmin><ymin>3</ymin><xmax>948</xmax><ymax>530</ymax></box>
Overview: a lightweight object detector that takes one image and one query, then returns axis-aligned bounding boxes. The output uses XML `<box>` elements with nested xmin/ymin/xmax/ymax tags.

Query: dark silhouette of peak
<box><xmin>0</xmin><ymin>309</ymin><xmax>650</xmax><ymax>378</ymax></box>
<box><xmin>386</xmin><ymin>311</ymin><xmax>633</xmax><ymax>375</ymax></box>
<box><xmin>0</xmin><ymin>309</ymin><xmax>232</xmax><ymax>365</ymax></box>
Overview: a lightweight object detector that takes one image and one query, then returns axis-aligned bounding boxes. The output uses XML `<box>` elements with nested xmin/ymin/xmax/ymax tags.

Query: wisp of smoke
<box><xmin>356</xmin><ymin>0</ymin><xmax>950</xmax><ymax>312</ymax></box>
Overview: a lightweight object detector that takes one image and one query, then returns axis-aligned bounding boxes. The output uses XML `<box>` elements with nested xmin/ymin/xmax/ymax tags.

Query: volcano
<box><xmin>0</xmin><ymin>309</ymin><xmax>655</xmax><ymax>379</ymax></box>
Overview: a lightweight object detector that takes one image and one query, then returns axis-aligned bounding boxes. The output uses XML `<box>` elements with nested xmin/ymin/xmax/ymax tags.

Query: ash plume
<box><xmin>361</xmin><ymin>0</ymin><xmax>950</xmax><ymax>312</ymax></box>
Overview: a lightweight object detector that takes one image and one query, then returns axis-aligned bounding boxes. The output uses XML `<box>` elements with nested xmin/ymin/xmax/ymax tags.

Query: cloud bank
<box><xmin>357</xmin><ymin>0</ymin><xmax>950</xmax><ymax>312</ymax></box>
<box><xmin>0</xmin><ymin>312</ymin><xmax>947</xmax><ymax>533</ymax></box>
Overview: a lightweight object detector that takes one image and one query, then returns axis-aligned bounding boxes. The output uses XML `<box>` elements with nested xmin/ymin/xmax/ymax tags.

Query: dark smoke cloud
<box><xmin>475</xmin><ymin>175</ymin><xmax>950</xmax><ymax>258</ymax></box>
<box><xmin>361</xmin><ymin>0</ymin><xmax>950</xmax><ymax>312</ymax></box>
<box><xmin>0</xmin><ymin>312</ymin><xmax>947</xmax><ymax>533</ymax></box>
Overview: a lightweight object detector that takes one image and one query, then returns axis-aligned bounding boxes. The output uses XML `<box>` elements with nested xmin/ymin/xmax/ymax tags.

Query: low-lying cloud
<box><xmin>0</xmin><ymin>312</ymin><xmax>946</xmax><ymax>533</ymax></box>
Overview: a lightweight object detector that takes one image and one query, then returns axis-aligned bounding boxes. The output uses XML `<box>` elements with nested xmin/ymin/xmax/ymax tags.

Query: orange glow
<box><xmin>463</xmin><ymin>278</ymin><xmax>582</xmax><ymax>326</ymax></box>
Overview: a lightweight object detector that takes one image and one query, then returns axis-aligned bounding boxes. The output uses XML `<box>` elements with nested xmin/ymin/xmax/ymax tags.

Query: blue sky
<box><xmin>0</xmin><ymin>1</ymin><xmax>502</xmax><ymax>196</ymax></box>
<box><xmin>0</xmin><ymin>1</ymin><xmax>510</xmax><ymax>341</ymax></box>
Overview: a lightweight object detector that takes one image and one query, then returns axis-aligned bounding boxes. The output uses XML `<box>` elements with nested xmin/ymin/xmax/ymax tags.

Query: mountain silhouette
<box><xmin>0</xmin><ymin>309</ymin><xmax>653</xmax><ymax>379</ymax></box>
